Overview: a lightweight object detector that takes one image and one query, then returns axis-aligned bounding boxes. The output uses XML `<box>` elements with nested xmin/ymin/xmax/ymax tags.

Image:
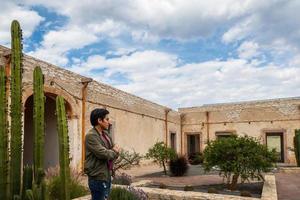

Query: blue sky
<box><xmin>1</xmin><ymin>0</ymin><xmax>300</xmax><ymax>109</ymax></box>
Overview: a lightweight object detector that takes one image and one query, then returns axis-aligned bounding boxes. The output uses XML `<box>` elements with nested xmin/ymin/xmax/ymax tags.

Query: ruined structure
<box><xmin>0</xmin><ymin>44</ymin><xmax>299</xmax><ymax>171</ymax></box>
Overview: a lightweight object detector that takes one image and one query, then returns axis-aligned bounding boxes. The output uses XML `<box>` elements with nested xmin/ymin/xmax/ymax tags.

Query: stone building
<box><xmin>0</xmin><ymin>44</ymin><xmax>299</xmax><ymax>172</ymax></box>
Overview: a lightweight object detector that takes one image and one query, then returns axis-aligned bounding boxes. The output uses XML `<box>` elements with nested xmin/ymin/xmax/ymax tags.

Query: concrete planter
<box><xmin>73</xmin><ymin>175</ymin><xmax>277</xmax><ymax>200</ymax></box>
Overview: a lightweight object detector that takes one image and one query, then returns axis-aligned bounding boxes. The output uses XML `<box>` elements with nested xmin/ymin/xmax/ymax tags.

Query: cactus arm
<box><xmin>10</xmin><ymin>19</ymin><xmax>23</xmax><ymax>198</ymax></box>
<box><xmin>56</xmin><ymin>96</ymin><xmax>71</xmax><ymax>200</ymax></box>
<box><xmin>21</xmin><ymin>165</ymin><xmax>33</xmax><ymax>199</ymax></box>
<box><xmin>294</xmin><ymin>129</ymin><xmax>300</xmax><ymax>166</ymax></box>
<box><xmin>33</xmin><ymin>66</ymin><xmax>45</xmax><ymax>181</ymax></box>
<box><xmin>0</xmin><ymin>66</ymin><xmax>9</xmax><ymax>200</ymax></box>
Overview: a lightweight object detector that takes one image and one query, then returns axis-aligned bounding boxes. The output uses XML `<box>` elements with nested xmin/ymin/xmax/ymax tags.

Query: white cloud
<box><xmin>28</xmin><ymin>26</ymin><xmax>98</xmax><ymax>65</ymax></box>
<box><xmin>0</xmin><ymin>2</ymin><xmax>44</xmax><ymax>44</ymax></box>
<box><xmin>21</xmin><ymin>0</ymin><xmax>260</xmax><ymax>40</ymax></box>
<box><xmin>238</xmin><ymin>41</ymin><xmax>260</xmax><ymax>59</ymax></box>
<box><xmin>70</xmin><ymin>50</ymin><xmax>300</xmax><ymax>109</ymax></box>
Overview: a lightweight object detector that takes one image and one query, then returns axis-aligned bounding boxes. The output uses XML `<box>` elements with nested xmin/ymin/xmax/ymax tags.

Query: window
<box><xmin>170</xmin><ymin>132</ymin><xmax>176</xmax><ymax>151</ymax></box>
<box><xmin>215</xmin><ymin>131</ymin><xmax>234</xmax><ymax>139</ymax></box>
<box><xmin>266</xmin><ymin>132</ymin><xmax>284</xmax><ymax>162</ymax></box>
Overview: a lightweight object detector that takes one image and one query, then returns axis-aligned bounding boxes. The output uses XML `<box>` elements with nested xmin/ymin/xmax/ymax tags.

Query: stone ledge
<box><xmin>73</xmin><ymin>174</ymin><xmax>277</xmax><ymax>200</ymax></box>
<box><xmin>261</xmin><ymin>175</ymin><xmax>277</xmax><ymax>200</ymax></box>
<box><xmin>278</xmin><ymin>167</ymin><xmax>300</xmax><ymax>173</ymax></box>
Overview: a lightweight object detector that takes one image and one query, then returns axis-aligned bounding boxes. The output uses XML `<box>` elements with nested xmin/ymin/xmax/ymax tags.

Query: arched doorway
<box><xmin>23</xmin><ymin>93</ymin><xmax>73</xmax><ymax>169</ymax></box>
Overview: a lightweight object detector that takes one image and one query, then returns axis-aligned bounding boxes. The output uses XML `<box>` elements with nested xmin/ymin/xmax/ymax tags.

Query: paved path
<box><xmin>275</xmin><ymin>173</ymin><xmax>300</xmax><ymax>200</ymax></box>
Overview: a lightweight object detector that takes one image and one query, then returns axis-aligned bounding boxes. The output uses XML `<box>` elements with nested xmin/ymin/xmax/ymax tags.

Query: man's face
<box><xmin>98</xmin><ymin>114</ymin><xmax>110</xmax><ymax>130</ymax></box>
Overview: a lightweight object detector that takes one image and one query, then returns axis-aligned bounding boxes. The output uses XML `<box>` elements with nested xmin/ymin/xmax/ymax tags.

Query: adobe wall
<box><xmin>0</xmin><ymin>45</ymin><xmax>181</xmax><ymax>170</ymax></box>
<box><xmin>179</xmin><ymin>98</ymin><xmax>300</xmax><ymax>163</ymax></box>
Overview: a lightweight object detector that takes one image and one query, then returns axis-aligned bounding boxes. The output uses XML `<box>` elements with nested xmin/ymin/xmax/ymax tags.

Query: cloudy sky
<box><xmin>1</xmin><ymin>0</ymin><xmax>300</xmax><ymax>109</ymax></box>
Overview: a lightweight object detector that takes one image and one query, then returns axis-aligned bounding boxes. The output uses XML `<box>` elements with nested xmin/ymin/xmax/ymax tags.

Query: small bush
<box><xmin>145</xmin><ymin>141</ymin><xmax>176</xmax><ymax>175</ymax></box>
<box><xmin>109</xmin><ymin>187</ymin><xmax>137</xmax><ymax>200</ymax></box>
<box><xmin>207</xmin><ymin>187</ymin><xmax>219</xmax><ymax>194</ymax></box>
<box><xmin>188</xmin><ymin>152</ymin><xmax>204</xmax><ymax>165</ymax></box>
<box><xmin>240</xmin><ymin>190</ymin><xmax>252</xmax><ymax>197</ymax></box>
<box><xmin>169</xmin><ymin>155</ymin><xmax>189</xmax><ymax>176</ymax></box>
<box><xmin>184</xmin><ymin>185</ymin><xmax>194</xmax><ymax>191</ymax></box>
<box><xmin>109</xmin><ymin>186</ymin><xmax>148</xmax><ymax>200</ymax></box>
<box><xmin>46</xmin><ymin>167</ymin><xmax>88</xmax><ymax>200</ymax></box>
<box><xmin>159</xmin><ymin>183</ymin><xmax>167</xmax><ymax>189</ymax></box>
<box><xmin>127</xmin><ymin>186</ymin><xmax>148</xmax><ymax>200</ymax></box>
<box><xmin>112</xmin><ymin>173</ymin><xmax>132</xmax><ymax>185</ymax></box>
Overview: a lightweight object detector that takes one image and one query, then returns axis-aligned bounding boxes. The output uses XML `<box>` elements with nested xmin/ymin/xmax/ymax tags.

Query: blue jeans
<box><xmin>88</xmin><ymin>178</ymin><xmax>111</xmax><ymax>200</ymax></box>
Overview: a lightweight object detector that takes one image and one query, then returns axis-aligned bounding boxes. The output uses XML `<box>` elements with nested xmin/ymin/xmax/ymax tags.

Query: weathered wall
<box><xmin>0</xmin><ymin>45</ymin><xmax>181</xmax><ymax>170</ymax></box>
<box><xmin>1</xmin><ymin>43</ymin><xmax>299</xmax><ymax>168</ymax></box>
<box><xmin>179</xmin><ymin>98</ymin><xmax>300</xmax><ymax>163</ymax></box>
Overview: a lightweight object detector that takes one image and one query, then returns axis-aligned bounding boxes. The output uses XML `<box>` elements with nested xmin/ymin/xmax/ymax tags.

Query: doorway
<box><xmin>266</xmin><ymin>132</ymin><xmax>284</xmax><ymax>163</ymax></box>
<box><xmin>23</xmin><ymin>94</ymin><xmax>66</xmax><ymax>169</ymax></box>
<box><xmin>187</xmin><ymin>134</ymin><xmax>200</xmax><ymax>156</ymax></box>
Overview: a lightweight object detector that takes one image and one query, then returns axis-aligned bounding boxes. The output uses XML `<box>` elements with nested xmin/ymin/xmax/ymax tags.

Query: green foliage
<box><xmin>145</xmin><ymin>142</ymin><xmax>176</xmax><ymax>175</ymax></box>
<box><xmin>240</xmin><ymin>190</ymin><xmax>252</xmax><ymax>197</ymax></box>
<box><xmin>13</xmin><ymin>195</ymin><xmax>21</xmax><ymax>200</ymax></box>
<box><xmin>56</xmin><ymin>96</ymin><xmax>71</xmax><ymax>200</ymax></box>
<box><xmin>203</xmin><ymin>135</ymin><xmax>277</xmax><ymax>190</ymax></box>
<box><xmin>113</xmin><ymin>149</ymin><xmax>142</xmax><ymax>175</ymax></box>
<box><xmin>112</xmin><ymin>173</ymin><xmax>132</xmax><ymax>185</ymax></box>
<box><xmin>184</xmin><ymin>185</ymin><xmax>194</xmax><ymax>191</ymax></box>
<box><xmin>294</xmin><ymin>129</ymin><xmax>300</xmax><ymax>166</ymax></box>
<box><xmin>188</xmin><ymin>152</ymin><xmax>204</xmax><ymax>165</ymax></box>
<box><xmin>22</xmin><ymin>165</ymin><xmax>33</xmax><ymax>199</ymax></box>
<box><xmin>47</xmin><ymin>175</ymin><xmax>89</xmax><ymax>200</ymax></box>
<box><xmin>109</xmin><ymin>187</ymin><xmax>138</xmax><ymax>200</ymax></box>
<box><xmin>207</xmin><ymin>187</ymin><xmax>219</xmax><ymax>194</ymax></box>
<box><xmin>10</xmin><ymin>19</ymin><xmax>23</xmax><ymax>198</ymax></box>
<box><xmin>158</xmin><ymin>183</ymin><xmax>167</xmax><ymax>189</ymax></box>
<box><xmin>0</xmin><ymin>66</ymin><xmax>9</xmax><ymax>200</ymax></box>
<box><xmin>25</xmin><ymin>190</ymin><xmax>34</xmax><ymax>200</ymax></box>
<box><xmin>33</xmin><ymin>66</ymin><xmax>45</xmax><ymax>180</ymax></box>
<box><xmin>169</xmin><ymin>155</ymin><xmax>189</xmax><ymax>176</ymax></box>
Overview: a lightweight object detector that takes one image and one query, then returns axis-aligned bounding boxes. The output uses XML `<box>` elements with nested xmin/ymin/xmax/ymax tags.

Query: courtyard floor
<box><xmin>120</xmin><ymin>164</ymin><xmax>300</xmax><ymax>200</ymax></box>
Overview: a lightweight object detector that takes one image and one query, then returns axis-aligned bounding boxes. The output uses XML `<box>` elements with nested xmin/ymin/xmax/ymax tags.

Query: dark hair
<box><xmin>90</xmin><ymin>108</ymin><xmax>109</xmax><ymax>126</ymax></box>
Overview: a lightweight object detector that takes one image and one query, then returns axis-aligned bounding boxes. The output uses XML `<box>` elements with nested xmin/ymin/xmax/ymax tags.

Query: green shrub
<box><xmin>112</xmin><ymin>173</ymin><xmax>132</xmax><ymax>185</ymax></box>
<box><xmin>145</xmin><ymin>141</ymin><xmax>176</xmax><ymax>175</ymax></box>
<box><xmin>203</xmin><ymin>135</ymin><xmax>277</xmax><ymax>190</ymax></box>
<box><xmin>109</xmin><ymin>187</ymin><xmax>137</xmax><ymax>200</ymax></box>
<box><xmin>207</xmin><ymin>187</ymin><xmax>219</xmax><ymax>194</ymax></box>
<box><xmin>169</xmin><ymin>155</ymin><xmax>189</xmax><ymax>176</ymax></box>
<box><xmin>184</xmin><ymin>185</ymin><xmax>194</xmax><ymax>191</ymax></box>
<box><xmin>158</xmin><ymin>183</ymin><xmax>167</xmax><ymax>189</ymax></box>
<box><xmin>240</xmin><ymin>190</ymin><xmax>252</xmax><ymax>197</ymax></box>
<box><xmin>188</xmin><ymin>152</ymin><xmax>204</xmax><ymax>165</ymax></box>
<box><xmin>46</xmin><ymin>167</ymin><xmax>88</xmax><ymax>200</ymax></box>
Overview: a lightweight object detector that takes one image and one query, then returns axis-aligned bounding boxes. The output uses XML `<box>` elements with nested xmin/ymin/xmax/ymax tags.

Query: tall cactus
<box><xmin>294</xmin><ymin>129</ymin><xmax>300</xmax><ymax>166</ymax></box>
<box><xmin>10</xmin><ymin>19</ymin><xmax>23</xmax><ymax>198</ymax></box>
<box><xmin>22</xmin><ymin>165</ymin><xmax>33</xmax><ymax>199</ymax></box>
<box><xmin>0</xmin><ymin>66</ymin><xmax>9</xmax><ymax>200</ymax></box>
<box><xmin>56</xmin><ymin>96</ymin><xmax>71</xmax><ymax>200</ymax></box>
<box><xmin>33</xmin><ymin>66</ymin><xmax>45</xmax><ymax>181</ymax></box>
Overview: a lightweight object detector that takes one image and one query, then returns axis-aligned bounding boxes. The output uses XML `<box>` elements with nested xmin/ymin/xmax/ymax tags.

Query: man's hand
<box><xmin>112</xmin><ymin>144</ymin><xmax>120</xmax><ymax>153</ymax></box>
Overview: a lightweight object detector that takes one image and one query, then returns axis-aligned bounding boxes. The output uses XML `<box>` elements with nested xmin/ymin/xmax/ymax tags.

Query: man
<box><xmin>84</xmin><ymin>108</ymin><xmax>120</xmax><ymax>200</ymax></box>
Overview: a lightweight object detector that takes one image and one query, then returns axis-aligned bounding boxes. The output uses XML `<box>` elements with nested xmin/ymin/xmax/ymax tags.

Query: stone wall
<box><xmin>179</xmin><ymin>98</ymin><xmax>300</xmax><ymax>163</ymax></box>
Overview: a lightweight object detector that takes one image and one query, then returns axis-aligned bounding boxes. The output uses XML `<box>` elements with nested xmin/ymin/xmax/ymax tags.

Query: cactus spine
<box><xmin>294</xmin><ymin>129</ymin><xmax>300</xmax><ymax>166</ymax></box>
<box><xmin>33</xmin><ymin>66</ymin><xmax>45</xmax><ymax>181</ymax></box>
<box><xmin>56</xmin><ymin>96</ymin><xmax>71</xmax><ymax>200</ymax></box>
<box><xmin>0</xmin><ymin>66</ymin><xmax>9</xmax><ymax>200</ymax></box>
<box><xmin>10</xmin><ymin>19</ymin><xmax>23</xmax><ymax>198</ymax></box>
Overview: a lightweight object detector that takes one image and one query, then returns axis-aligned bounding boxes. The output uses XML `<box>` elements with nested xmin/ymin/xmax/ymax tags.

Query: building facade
<box><xmin>0</xmin><ymin>45</ymin><xmax>299</xmax><ymax>172</ymax></box>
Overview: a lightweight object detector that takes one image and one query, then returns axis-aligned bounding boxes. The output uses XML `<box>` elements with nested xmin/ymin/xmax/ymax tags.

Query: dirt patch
<box><xmin>148</xmin><ymin>182</ymin><xmax>263</xmax><ymax>198</ymax></box>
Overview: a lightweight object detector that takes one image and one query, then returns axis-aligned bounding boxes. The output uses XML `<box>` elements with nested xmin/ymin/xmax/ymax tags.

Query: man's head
<box><xmin>90</xmin><ymin>108</ymin><xmax>110</xmax><ymax>130</ymax></box>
